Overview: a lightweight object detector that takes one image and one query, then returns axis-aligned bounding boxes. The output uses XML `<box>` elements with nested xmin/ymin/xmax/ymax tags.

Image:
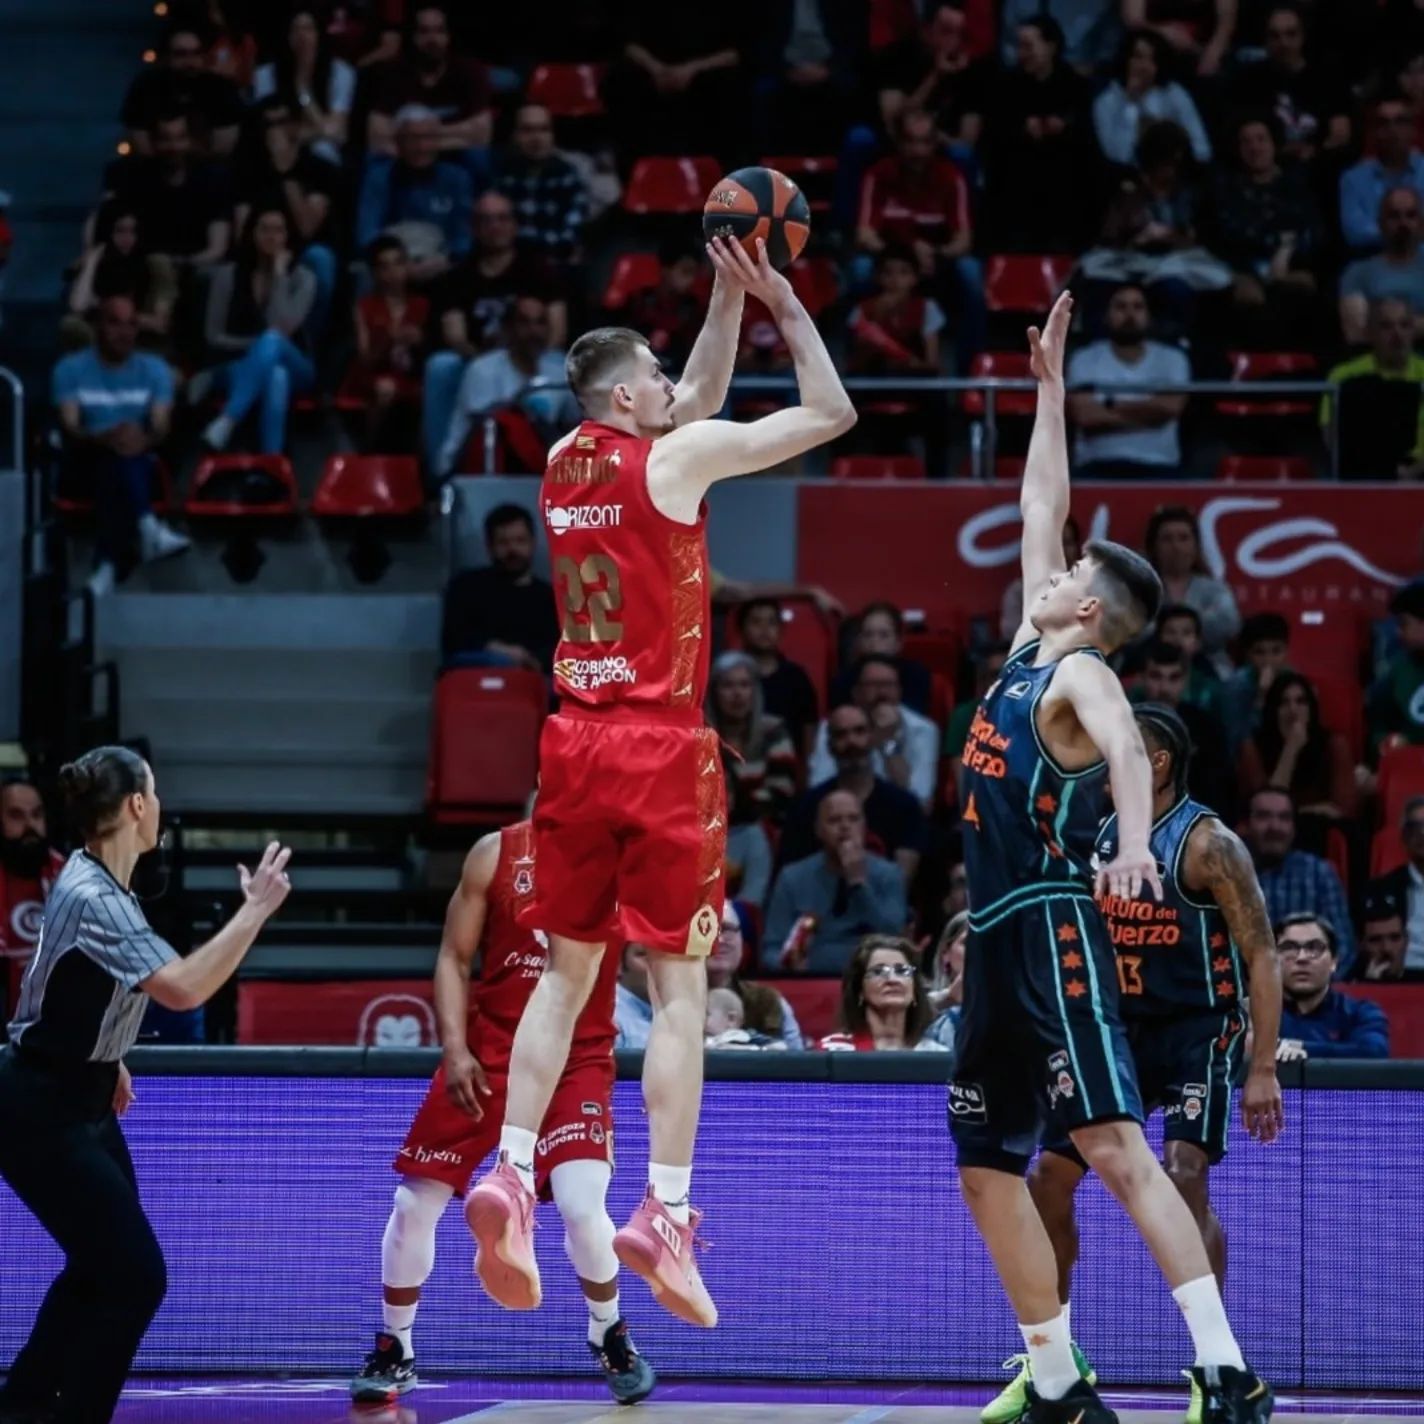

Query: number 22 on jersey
<box><xmin>555</xmin><ymin>555</ymin><xmax>624</xmax><ymax>643</ymax></box>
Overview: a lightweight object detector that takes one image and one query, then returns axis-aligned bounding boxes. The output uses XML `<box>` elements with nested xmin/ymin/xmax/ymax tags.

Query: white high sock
<box><xmin>1172</xmin><ymin>1275</ymin><xmax>1246</xmax><ymax>1370</ymax></box>
<box><xmin>587</xmin><ymin>1291</ymin><xmax>620</xmax><ymax>1347</ymax></box>
<box><xmin>1020</xmin><ymin>1311</ymin><xmax>1079</xmax><ymax>1401</ymax></box>
<box><xmin>648</xmin><ymin>1162</ymin><xmax>691</xmax><ymax>1225</ymax></box>
<box><xmin>382</xmin><ymin>1302</ymin><xmax>417</xmax><ymax>1360</ymax></box>
<box><xmin>1063</xmin><ymin>1302</ymin><xmax>1071</xmax><ymax>1334</ymax></box>
<box><xmin>499</xmin><ymin>1126</ymin><xmax>539</xmax><ymax>1197</ymax></box>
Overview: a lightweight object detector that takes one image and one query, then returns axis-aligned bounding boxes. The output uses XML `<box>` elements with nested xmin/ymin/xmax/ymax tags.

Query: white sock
<box><xmin>587</xmin><ymin>1291</ymin><xmax>620</xmax><ymax>1347</ymax></box>
<box><xmin>499</xmin><ymin>1127</ymin><xmax>538</xmax><ymax>1197</ymax></box>
<box><xmin>648</xmin><ymin>1162</ymin><xmax>691</xmax><ymax>1225</ymax></box>
<box><xmin>382</xmin><ymin>1301</ymin><xmax>416</xmax><ymax>1360</ymax></box>
<box><xmin>1172</xmin><ymin>1275</ymin><xmax>1246</xmax><ymax>1370</ymax></box>
<box><xmin>1063</xmin><ymin>1301</ymin><xmax>1072</xmax><ymax>1336</ymax></box>
<box><xmin>1020</xmin><ymin>1311</ymin><xmax>1079</xmax><ymax>1401</ymax></box>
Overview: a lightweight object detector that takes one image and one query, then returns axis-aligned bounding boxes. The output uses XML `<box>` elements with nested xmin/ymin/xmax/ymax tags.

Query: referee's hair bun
<box><xmin>57</xmin><ymin>760</ymin><xmax>96</xmax><ymax>802</ymax></box>
<box><xmin>58</xmin><ymin>746</ymin><xmax>149</xmax><ymax>838</ymax></box>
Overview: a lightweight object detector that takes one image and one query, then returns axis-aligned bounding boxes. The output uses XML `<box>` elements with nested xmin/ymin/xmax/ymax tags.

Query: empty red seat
<box><xmin>54</xmin><ymin>456</ymin><xmax>174</xmax><ymax>516</ymax></box>
<box><xmin>963</xmin><ymin>351</ymin><xmax>1036</xmax><ymax>417</ymax></box>
<box><xmin>600</xmin><ymin>251</ymin><xmax>663</xmax><ymax>309</ymax></box>
<box><xmin>902</xmin><ymin>629</ymin><xmax>962</xmax><ymax>685</ymax></box>
<box><xmin>184</xmin><ymin>454</ymin><xmax>298</xmax><ymax>517</ymax></box>
<box><xmin>427</xmin><ymin>667</ymin><xmax>547</xmax><ymax>823</ymax></box>
<box><xmin>1289</xmin><ymin>609</ymin><xmax>1366</xmax><ymax>685</ymax></box>
<box><xmin>311</xmin><ymin>455</ymin><xmax>423</xmax><ymax>518</ymax></box>
<box><xmin>527</xmin><ymin>62</ymin><xmax>605</xmax><ymax>118</ymax></box>
<box><xmin>623</xmin><ymin>156</ymin><xmax>721</xmax><ymax>215</ymax></box>
<box><xmin>1371</xmin><ymin>825</ymin><xmax>1409</xmax><ymax>877</ymax></box>
<box><xmin>829</xmin><ymin>455</ymin><xmax>926</xmax><ymax>480</ymax></box>
<box><xmin>1310</xmin><ymin>673</ymin><xmax>1365</xmax><ymax>763</ymax></box>
<box><xmin>764</xmin><ymin>976</ymin><xmax>842</xmax><ymax>1041</ymax></box>
<box><xmin>1216</xmin><ymin>351</ymin><xmax>1317</xmax><ymax>418</ymax></box>
<box><xmin>1379</xmin><ymin>743</ymin><xmax>1424</xmax><ymax>828</ymax></box>
<box><xmin>1215</xmin><ymin>454</ymin><xmax>1314</xmax><ymax>481</ymax></box>
<box><xmin>984</xmin><ymin>254</ymin><xmax>1075</xmax><ymax>314</ymax></box>
<box><xmin>758</xmin><ymin>154</ymin><xmax>837</xmax><ymax>213</ymax></box>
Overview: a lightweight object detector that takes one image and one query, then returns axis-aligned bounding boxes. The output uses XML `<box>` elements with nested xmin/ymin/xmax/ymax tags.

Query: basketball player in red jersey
<box><xmin>350</xmin><ymin>822</ymin><xmax>654</xmax><ymax>1407</ymax></box>
<box><xmin>467</xmin><ymin>236</ymin><xmax>856</xmax><ymax>1328</ymax></box>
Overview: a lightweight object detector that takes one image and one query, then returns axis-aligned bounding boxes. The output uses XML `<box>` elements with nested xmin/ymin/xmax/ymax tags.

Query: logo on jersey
<box><xmin>546</xmin><ymin>502</ymin><xmax>623</xmax><ymax>536</ymax></box>
<box><xmin>1004</xmin><ymin>680</ymin><xmax>1032</xmax><ymax>700</ymax></box>
<box><xmin>962</xmin><ymin>708</ymin><xmax>1011</xmax><ymax>779</ymax></box>
<box><xmin>512</xmin><ymin>855</ymin><xmax>535</xmax><ymax>897</ymax></box>
<box><xmin>554</xmin><ymin>655</ymin><xmax>637</xmax><ymax>691</ymax></box>
<box><xmin>947</xmin><ymin>1081</ymin><xmax>988</xmax><ymax>1124</ymax></box>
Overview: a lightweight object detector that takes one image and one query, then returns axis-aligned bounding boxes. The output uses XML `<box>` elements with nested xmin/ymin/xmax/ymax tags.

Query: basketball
<box><xmin>702</xmin><ymin>166</ymin><xmax>811</xmax><ymax>270</ymax></box>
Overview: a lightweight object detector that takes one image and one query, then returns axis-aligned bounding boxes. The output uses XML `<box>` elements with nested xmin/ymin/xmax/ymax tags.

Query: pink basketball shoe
<box><xmin>612</xmin><ymin>1188</ymin><xmax>717</xmax><ymax>1328</ymax></box>
<box><xmin>464</xmin><ymin>1152</ymin><xmax>541</xmax><ymax>1310</ymax></box>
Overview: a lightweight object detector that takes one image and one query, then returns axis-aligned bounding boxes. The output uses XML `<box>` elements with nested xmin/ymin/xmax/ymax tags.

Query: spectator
<box><xmin>1210</xmin><ymin>114</ymin><xmax>1320</xmax><ymax>346</ymax></box>
<box><xmin>1363</xmin><ymin>796</ymin><xmax>1424</xmax><ymax>976</ymax></box>
<box><xmin>1092</xmin><ymin>29</ymin><xmax>1212</xmax><ymax>168</ymax></box>
<box><xmin>1276</xmin><ymin>913</ymin><xmax>1389</xmax><ymax>1058</ymax></box>
<box><xmin>706</xmin><ymin>651</ymin><xmax>799</xmax><ymax>906</ymax></box>
<box><xmin>1144</xmin><ymin>504</ymin><xmax>1242</xmax><ymax>667</ymax></box>
<box><xmin>52</xmin><ymin>295</ymin><xmax>188</xmax><ymax>595</ymax></box>
<box><xmin>367</xmin><ymin>3</ymin><xmax>493</xmax><ymax>169</ymax></box>
<box><xmin>1339</xmin><ymin>96</ymin><xmax>1424</xmax><ymax>255</ymax></box>
<box><xmin>706</xmin><ymin>904</ymin><xmax>804</xmax><ymax>1048</ymax></box>
<box><xmin>1358</xmin><ymin>908</ymin><xmax>1411</xmax><ymax>981</ymax></box>
<box><xmin>988</xmin><ymin>14</ymin><xmax>1093</xmax><ymax>249</ymax></box>
<box><xmin>847</xmin><ymin>245</ymin><xmax>946</xmax><ymax>376</ymax></box>
<box><xmin>432</xmin><ymin>294</ymin><xmax>577</xmax><ymax>477</ymax></box>
<box><xmin>1153</xmin><ymin>603</ymin><xmax>1224</xmax><ymax>717</ymax></box>
<box><xmin>1238</xmin><ymin>672</ymin><xmax>1357</xmax><ymax>828</ymax></box>
<box><xmin>63</xmin><ymin>204</ymin><xmax>176</xmax><ymax>353</ymax></box>
<box><xmin>613</xmin><ymin>941</ymin><xmax>652</xmax><ymax>1049</ymax></box>
<box><xmin>1065</xmin><ymin>283</ymin><xmax>1191</xmax><ymax>479</ymax></box>
<box><xmin>763</xmin><ymin>791</ymin><xmax>909</xmax><ymax>975</ymax></box>
<box><xmin>733</xmin><ymin>597</ymin><xmax>820</xmax><ymax>760</ymax></box>
<box><xmin>1244</xmin><ymin>788</ymin><xmax>1356</xmax><ymax>975</ymax></box>
<box><xmin>1000</xmin><ymin>515</ymin><xmax>1082</xmax><ymax>638</ymax></box>
<box><xmin>810</xmin><ymin>655</ymin><xmax>938</xmax><ymax>809</ymax></box>
<box><xmin>878</xmin><ymin>3</ymin><xmax>991</xmax><ymax>153</ymax></box>
<box><xmin>356</xmin><ymin>106</ymin><xmax>475</xmax><ymax>288</ymax></box>
<box><xmin>1321</xmin><ymin>298</ymin><xmax>1424</xmax><ymax>481</ymax></box>
<box><xmin>830</xmin><ymin>603</ymin><xmax>934</xmax><ymax>716</ymax></box>
<box><xmin>818</xmin><ymin>934</ymin><xmax>949</xmax><ymax>1051</ymax></box>
<box><xmin>1368</xmin><ymin>579</ymin><xmax>1424</xmax><ymax>749</ymax></box>
<box><xmin>923</xmin><ymin>907</ymin><xmax>967</xmax><ymax>1048</ymax></box>
<box><xmin>625</xmin><ymin>241</ymin><xmax>707</xmax><ymax>372</ymax></box>
<box><xmin>753</xmin><ymin>0</ymin><xmax>866</xmax><ymax>153</ymax></box>
<box><xmin>440</xmin><ymin>503</ymin><xmax>558</xmax><ymax>672</ymax></box>
<box><xmin>350</xmin><ymin>236</ymin><xmax>429</xmax><ymax>451</ymax></box>
<box><xmin>198</xmin><ymin>206</ymin><xmax>317</xmax><ymax>454</ymax></box>
<box><xmin>106</xmin><ymin>112</ymin><xmax>232</xmax><ymax>270</ymax></box>
<box><xmin>1122</xmin><ymin>0</ymin><xmax>1236</xmax><ymax>76</ymax></box>
<box><xmin>1340</xmin><ymin>188</ymin><xmax>1424</xmax><ymax>346</ymax></box>
<box><xmin>0</xmin><ymin>777</ymin><xmax>67</xmax><ymax>1018</ymax></box>
<box><xmin>251</xmin><ymin>7</ymin><xmax>356</xmax><ymax>165</ymax></box>
<box><xmin>235</xmin><ymin>104</ymin><xmax>341</xmax><ymax>343</ymax></box>
<box><xmin>1228</xmin><ymin>4</ymin><xmax>1352</xmax><ymax>166</ymax></box>
<box><xmin>1132</xmin><ymin>640</ymin><xmax>1233</xmax><ymax>816</ymax></box>
<box><xmin>996</xmin><ymin>0</ymin><xmax>1122</xmax><ymax>72</ymax></box>
<box><xmin>706</xmin><ymin>987</ymin><xmax>785</xmax><ymax>1049</ymax></box>
<box><xmin>780</xmin><ymin>704</ymin><xmax>928</xmax><ymax>885</ymax></box>
<box><xmin>1222</xmin><ymin>610</ymin><xmax>1292</xmax><ymax>752</ymax></box>
<box><xmin>945</xmin><ymin>642</ymin><xmax>1009</xmax><ymax>805</ymax></box>
<box><xmin>494</xmin><ymin>104</ymin><xmax>587</xmax><ymax>263</ymax></box>
<box><xmin>120</xmin><ymin>23</ymin><xmax>242</xmax><ymax>158</ymax></box>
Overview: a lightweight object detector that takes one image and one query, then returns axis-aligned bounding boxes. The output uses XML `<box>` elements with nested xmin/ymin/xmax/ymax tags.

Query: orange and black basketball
<box><xmin>702</xmin><ymin>167</ymin><xmax>811</xmax><ymax>270</ymax></box>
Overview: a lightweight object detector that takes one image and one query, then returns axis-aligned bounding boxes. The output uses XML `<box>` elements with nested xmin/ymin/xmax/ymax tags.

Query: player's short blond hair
<box><xmin>566</xmin><ymin>327</ymin><xmax>650</xmax><ymax>414</ymax></box>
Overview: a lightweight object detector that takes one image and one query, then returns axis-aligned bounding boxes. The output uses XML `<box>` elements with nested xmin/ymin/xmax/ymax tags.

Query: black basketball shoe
<box><xmin>349</xmin><ymin>1332</ymin><xmax>417</xmax><ymax>1403</ymax></box>
<box><xmin>591</xmin><ymin>1319</ymin><xmax>656</xmax><ymax>1405</ymax></box>
<box><xmin>1023</xmin><ymin>1379</ymin><xmax>1120</xmax><ymax>1424</ymax></box>
<box><xmin>1188</xmin><ymin>1364</ymin><xmax>1274</xmax><ymax>1424</ymax></box>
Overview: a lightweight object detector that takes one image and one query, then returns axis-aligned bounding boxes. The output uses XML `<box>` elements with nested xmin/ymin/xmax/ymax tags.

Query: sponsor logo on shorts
<box><xmin>948</xmin><ymin>1081</ymin><xmax>988</xmax><ymax>1124</ymax></box>
<box><xmin>1182</xmin><ymin>1082</ymin><xmax>1209</xmax><ymax>1098</ymax></box>
<box><xmin>590</xmin><ymin>1121</ymin><xmax>606</xmax><ymax>1145</ymax></box>
<box><xmin>1183</xmin><ymin>1096</ymin><xmax>1203</xmax><ymax>1121</ymax></box>
<box><xmin>537</xmin><ymin>1120</ymin><xmax>595</xmax><ymax>1157</ymax></box>
<box><xmin>1004</xmin><ymin>680</ymin><xmax>1033</xmax><ymax>700</ymax></box>
<box><xmin>546</xmin><ymin>502</ymin><xmax>623</xmax><ymax>536</ymax></box>
<box><xmin>400</xmin><ymin>1144</ymin><xmax>465</xmax><ymax>1166</ymax></box>
<box><xmin>554</xmin><ymin>655</ymin><xmax>637</xmax><ymax>691</ymax></box>
<box><xmin>651</xmin><ymin>1213</ymin><xmax>683</xmax><ymax>1256</ymax></box>
<box><xmin>1047</xmin><ymin>1051</ymin><xmax>1070</xmax><ymax>1073</ymax></box>
<box><xmin>582</xmin><ymin>1102</ymin><xmax>602</xmax><ymax>1116</ymax></box>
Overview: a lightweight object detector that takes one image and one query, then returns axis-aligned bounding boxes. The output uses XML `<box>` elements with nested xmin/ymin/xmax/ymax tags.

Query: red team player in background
<box><xmin>350</xmin><ymin>822</ymin><xmax>655</xmax><ymax>1407</ymax></box>
<box><xmin>467</xmin><ymin>235</ymin><xmax>856</xmax><ymax>1328</ymax></box>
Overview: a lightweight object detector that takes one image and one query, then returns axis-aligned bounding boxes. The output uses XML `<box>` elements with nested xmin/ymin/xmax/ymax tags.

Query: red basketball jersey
<box><xmin>542</xmin><ymin>421</ymin><xmax>711</xmax><ymax>713</ymax></box>
<box><xmin>469</xmin><ymin>821</ymin><xmax>617</xmax><ymax>1063</ymax></box>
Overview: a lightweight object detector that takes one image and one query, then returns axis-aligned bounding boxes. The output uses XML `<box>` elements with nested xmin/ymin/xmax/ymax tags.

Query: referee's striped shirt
<box><xmin>8</xmin><ymin>851</ymin><xmax>177</xmax><ymax>1064</ymax></box>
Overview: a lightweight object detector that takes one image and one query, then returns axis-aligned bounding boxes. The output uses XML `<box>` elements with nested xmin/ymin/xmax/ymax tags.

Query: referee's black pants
<box><xmin>0</xmin><ymin>1048</ymin><xmax>167</xmax><ymax>1424</ymax></box>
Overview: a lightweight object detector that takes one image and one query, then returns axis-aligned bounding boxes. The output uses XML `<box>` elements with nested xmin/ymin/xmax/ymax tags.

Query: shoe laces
<box><xmin>1001</xmin><ymin>1354</ymin><xmax>1029</xmax><ymax>1372</ymax></box>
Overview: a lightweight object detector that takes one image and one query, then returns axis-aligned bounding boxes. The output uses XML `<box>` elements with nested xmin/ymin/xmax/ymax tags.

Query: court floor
<box><xmin>105</xmin><ymin>1379</ymin><xmax>1424</xmax><ymax>1424</ymax></box>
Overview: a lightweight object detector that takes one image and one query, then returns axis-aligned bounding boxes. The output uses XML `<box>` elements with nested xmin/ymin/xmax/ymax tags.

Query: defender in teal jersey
<box><xmin>955</xmin><ymin>294</ymin><xmax>1274</xmax><ymax>1424</ymax></box>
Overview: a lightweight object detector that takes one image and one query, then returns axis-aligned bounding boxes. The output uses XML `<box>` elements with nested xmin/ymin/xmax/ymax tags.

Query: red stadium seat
<box><xmin>902</xmin><ymin>629</ymin><xmax>963</xmax><ymax>688</ymax></box>
<box><xmin>311</xmin><ymin>455</ymin><xmax>423</xmax><ymax>518</ymax></box>
<box><xmin>963</xmin><ymin>351</ymin><xmax>1036</xmax><ymax>417</ymax></box>
<box><xmin>527</xmin><ymin>62</ymin><xmax>606</xmax><ymax>118</ymax></box>
<box><xmin>184</xmin><ymin>454</ymin><xmax>298</xmax><ymax>518</ymax></box>
<box><xmin>759</xmin><ymin>154</ymin><xmax>837</xmax><ymax>214</ymax></box>
<box><xmin>1216</xmin><ymin>351</ymin><xmax>1317</xmax><ymax>418</ymax></box>
<box><xmin>427</xmin><ymin>667</ymin><xmax>547</xmax><ymax>823</ymax></box>
<box><xmin>829</xmin><ymin>455</ymin><xmax>926</xmax><ymax>480</ymax></box>
<box><xmin>786</xmin><ymin>254</ymin><xmax>840</xmax><ymax>318</ymax></box>
<box><xmin>1215</xmin><ymin>455</ymin><xmax>1314</xmax><ymax>481</ymax></box>
<box><xmin>1306</xmin><ymin>674</ymin><xmax>1364</xmax><ymax>763</ymax></box>
<box><xmin>984</xmin><ymin>254</ymin><xmax>1076</xmax><ymax>313</ymax></box>
<box><xmin>1370</xmin><ymin>825</ymin><xmax>1408</xmax><ymax>878</ymax></box>
<box><xmin>1325</xmin><ymin>825</ymin><xmax>1351</xmax><ymax>900</ymax></box>
<box><xmin>1290</xmin><ymin>609</ymin><xmax>1366</xmax><ymax>684</ymax></box>
<box><xmin>1379</xmin><ymin>744</ymin><xmax>1424</xmax><ymax>828</ymax></box>
<box><xmin>623</xmin><ymin>156</ymin><xmax>721</xmax><ymax>215</ymax></box>
<box><xmin>53</xmin><ymin>456</ymin><xmax>174</xmax><ymax>516</ymax></box>
<box><xmin>600</xmin><ymin>251</ymin><xmax>663</xmax><ymax>309</ymax></box>
<box><xmin>764</xmin><ymin>977</ymin><xmax>842</xmax><ymax>1042</ymax></box>
<box><xmin>725</xmin><ymin>595</ymin><xmax>838</xmax><ymax>709</ymax></box>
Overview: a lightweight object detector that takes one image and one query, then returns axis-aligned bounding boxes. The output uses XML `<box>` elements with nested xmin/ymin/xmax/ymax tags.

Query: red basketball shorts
<box><xmin>393</xmin><ymin>1053</ymin><xmax>615</xmax><ymax>1200</ymax></box>
<box><xmin>520</xmin><ymin>710</ymin><xmax>727</xmax><ymax>956</ymax></box>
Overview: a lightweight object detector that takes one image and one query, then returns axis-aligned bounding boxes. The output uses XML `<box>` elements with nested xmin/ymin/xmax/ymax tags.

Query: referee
<box><xmin>0</xmin><ymin>746</ymin><xmax>291</xmax><ymax>1424</ymax></box>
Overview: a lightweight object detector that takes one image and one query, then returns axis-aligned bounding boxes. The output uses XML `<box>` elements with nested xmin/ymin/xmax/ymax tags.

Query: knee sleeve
<box><xmin>550</xmin><ymin>1160</ymin><xmax>617</xmax><ymax>1284</ymax></box>
<box><xmin>381</xmin><ymin>1178</ymin><xmax>451</xmax><ymax>1289</ymax></box>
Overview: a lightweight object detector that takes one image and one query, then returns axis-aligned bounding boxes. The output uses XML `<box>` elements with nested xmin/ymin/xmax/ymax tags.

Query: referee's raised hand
<box><xmin>239</xmin><ymin>842</ymin><xmax>293</xmax><ymax>919</ymax></box>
